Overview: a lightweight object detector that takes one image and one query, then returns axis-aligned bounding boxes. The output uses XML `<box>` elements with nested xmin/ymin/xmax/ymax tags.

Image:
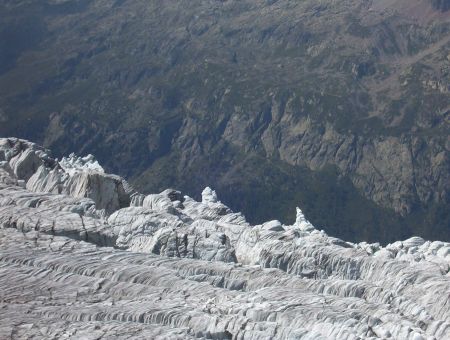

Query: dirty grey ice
<box><xmin>0</xmin><ymin>137</ymin><xmax>449</xmax><ymax>340</ymax></box>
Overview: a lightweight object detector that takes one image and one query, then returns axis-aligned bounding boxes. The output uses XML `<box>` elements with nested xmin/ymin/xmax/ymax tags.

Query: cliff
<box><xmin>1</xmin><ymin>0</ymin><xmax>449</xmax><ymax>243</ymax></box>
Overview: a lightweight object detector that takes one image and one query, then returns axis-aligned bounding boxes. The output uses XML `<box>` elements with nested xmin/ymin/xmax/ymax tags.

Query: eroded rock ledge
<box><xmin>0</xmin><ymin>137</ymin><xmax>449</xmax><ymax>339</ymax></box>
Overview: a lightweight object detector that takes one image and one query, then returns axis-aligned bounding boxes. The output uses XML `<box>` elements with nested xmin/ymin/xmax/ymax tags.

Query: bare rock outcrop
<box><xmin>431</xmin><ymin>0</ymin><xmax>450</xmax><ymax>11</ymax></box>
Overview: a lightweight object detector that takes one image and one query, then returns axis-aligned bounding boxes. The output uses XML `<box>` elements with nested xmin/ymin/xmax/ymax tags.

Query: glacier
<box><xmin>0</xmin><ymin>137</ymin><xmax>449</xmax><ymax>340</ymax></box>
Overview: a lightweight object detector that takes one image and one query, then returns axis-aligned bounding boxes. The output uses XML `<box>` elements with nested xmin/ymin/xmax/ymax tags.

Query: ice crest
<box><xmin>59</xmin><ymin>153</ymin><xmax>104</xmax><ymax>175</ymax></box>
<box><xmin>294</xmin><ymin>207</ymin><xmax>315</xmax><ymax>232</ymax></box>
<box><xmin>201</xmin><ymin>186</ymin><xmax>218</xmax><ymax>204</ymax></box>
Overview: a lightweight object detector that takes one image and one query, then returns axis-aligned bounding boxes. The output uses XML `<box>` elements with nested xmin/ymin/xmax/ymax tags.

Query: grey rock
<box><xmin>1</xmin><ymin>0</ymin><xmax>450</xmax><ymax>243</ymax></box>
<box><xmin>431</xmin><ymin>0</ymin><xmax>450</xmax><ymax>11</ymax></box>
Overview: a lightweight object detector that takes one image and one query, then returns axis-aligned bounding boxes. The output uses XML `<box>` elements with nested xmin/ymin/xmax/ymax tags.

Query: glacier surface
<box><xmin>0</xmin><ymin>137</ymin><xmax>449</xmax><ymax>340</ymax></box>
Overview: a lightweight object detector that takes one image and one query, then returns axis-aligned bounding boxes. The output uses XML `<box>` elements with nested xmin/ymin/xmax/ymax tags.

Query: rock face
<box><xmin>431</xmin><ymin>0</ymin><xmax>450</xmax><ymax>11</ymax></box>
<box><xmin>1</xmin><ymin>0</ymin><xmax>449</xmax><ymax>244</ymax></box>
<box><xmin>0</xmin><ymin>138</ymin><xmax>449</xmax><ymax>339</ymax></box>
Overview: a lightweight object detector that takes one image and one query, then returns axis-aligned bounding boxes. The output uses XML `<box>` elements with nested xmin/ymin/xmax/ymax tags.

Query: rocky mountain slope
<box><xmin>1</xmin><ymin>137</ymin><xmax>450</xmax><ymax>339</ymax></box>
<box><xmin>0</xmin><ymin>0</ymin><xmax>449</xmax><ymax>243</ymax></box>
